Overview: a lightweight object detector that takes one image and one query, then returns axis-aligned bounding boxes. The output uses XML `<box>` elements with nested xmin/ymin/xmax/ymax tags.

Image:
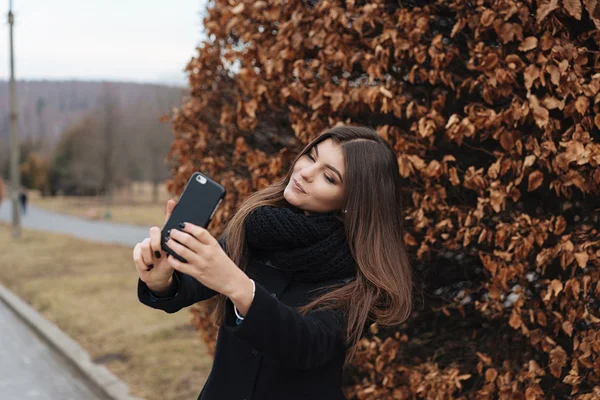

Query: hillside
<box><xmin>0</xmin><ymin>80</ymin><xmax>186</xmax><ymax>145</ymax></box>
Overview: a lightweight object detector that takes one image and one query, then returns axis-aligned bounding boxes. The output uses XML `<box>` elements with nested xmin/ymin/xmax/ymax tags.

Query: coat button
<box><xmin>270</xmin><ymin>292</ymin><xmax>277</xmax><ymax>298</ymax></box>
<box><xmin>252</xmin><ymin>349</ymin><xmax>259</xmax><ymax>356</ymax></box>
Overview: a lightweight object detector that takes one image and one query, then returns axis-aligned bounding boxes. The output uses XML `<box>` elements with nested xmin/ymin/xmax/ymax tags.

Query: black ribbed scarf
<box><xmin>244</xmin><ymin>205</ymin><xmax>357</xmax><ymax>282</ymax></box>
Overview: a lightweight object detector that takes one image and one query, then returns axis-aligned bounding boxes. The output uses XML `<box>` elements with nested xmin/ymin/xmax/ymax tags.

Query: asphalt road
<box><xmin>0</xmin><ymin>298</ymin><xmax>111</xmax><ymax>400</ymax></box>
<box><xmin>0</xmin><ymin>200</ymin><xmax>150</xmax><ymax>247</ymax></box>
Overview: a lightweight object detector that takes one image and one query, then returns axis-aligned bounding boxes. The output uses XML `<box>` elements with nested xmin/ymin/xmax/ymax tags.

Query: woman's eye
<box><xmin>305</xmin><ymin>152</ymin><xmax>335</xmax><ymax>184</ymax></box>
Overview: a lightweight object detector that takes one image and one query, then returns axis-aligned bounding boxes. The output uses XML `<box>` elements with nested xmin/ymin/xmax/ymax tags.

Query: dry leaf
<box><xmin>549</xmin><ymin>346</ymin><xmax>567</xmax><ymax>378</ymax></box>
<box><xmin>518</xmin><ymin>37</ymin><xmax>539</xmax><ymax>52</ymax></box>
<box><xmin>575</xmin><ymin>96</ymin><xmax>590</xmax><ymax>114</ymax></box>
<box><xmin>564</xmin><ymin>0</ymin><xmax>583</xmax><ymax>19</ymax></box>
<box><xmin>509</xmin><ymin>308</ymin><xmax>522</xmax><ymax>329</ymax></box>
<box><xmin>537</xmin><ymin>0</ymin><xmax>559</xmax><ymax>23</ymax></box>
<box><xmin>524</xmin><ymin>65</ymin><xmax>540</xmax><ymax>90</ymax></box>
<box><xmin>231</xmin><ymin>3</ymin><xmax>245</xmax><ymax>14</ymax></box>
<box><xmin>528</xmin><ymin>170</ymin><xmax>544</xmax><ymax>191</ymax></box>
<box><xmin>574</xmin><ymin>252</ymin><xmax>589</xmax><ymax>267</ymax></box>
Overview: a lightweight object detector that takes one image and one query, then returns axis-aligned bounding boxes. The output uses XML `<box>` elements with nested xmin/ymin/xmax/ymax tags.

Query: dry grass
<box><xmin>0</xmin><ymin>224</ymin><xmax>213</xmax><ymax>400</ymax></box>
<box><xmin>28</xmin><ymin>182</ymin><xmax>172</xmax><ymax>227</ymax></box>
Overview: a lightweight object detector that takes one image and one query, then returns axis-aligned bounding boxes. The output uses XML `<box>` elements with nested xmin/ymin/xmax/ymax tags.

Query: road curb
<box><xmin>0</xmin><ymin>281</ymin><xmax>142</xmax><ymax>400</ymax></box>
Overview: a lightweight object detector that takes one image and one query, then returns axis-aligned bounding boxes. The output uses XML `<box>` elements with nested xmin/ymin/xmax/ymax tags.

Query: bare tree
<box><xmin>120</xmin><ymin>84</ymin><xmax>182</xmax><ymax>203</ymax></box>
<box><xmin>147</xmin><ymin>85</ymin><xmax>180</xmax><ymax>203</ymax></box>
<box><xmin>97</xmin><ymin>82</ymin><xmax>123</xmax><ymax>207</ymax></box>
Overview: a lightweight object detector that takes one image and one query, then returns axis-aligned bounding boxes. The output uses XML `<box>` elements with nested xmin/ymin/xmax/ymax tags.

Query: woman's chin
<box><xmin>283</xmin><ymin>186</ymin><xmax>301</xmax><ymax>205</ymax></box>
<box><xmin>283</xmin><ymin>186</ymin><xmax>294</xmax><ymax>203</ymax></box>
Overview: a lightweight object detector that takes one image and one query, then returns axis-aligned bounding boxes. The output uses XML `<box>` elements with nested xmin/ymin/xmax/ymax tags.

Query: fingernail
<box><xmin>178</xmin><ymin>222</ymin><xmax>185</xmax><ymax>229</ymax></box>
<box><xmin>147</xmin><ymin>264</ymin><xmax>154</xmax><ymax>270</ymax></box>
<box><xmin>154</xmin><ymin>251</ymin><xmax>161</xmax><ymax>259</ymax></box>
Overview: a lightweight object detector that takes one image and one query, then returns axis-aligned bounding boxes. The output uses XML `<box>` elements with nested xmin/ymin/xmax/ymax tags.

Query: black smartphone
<box><xmin>161</xmin><ymin>172</ymin><xmax>226</xmax><ymax>263</ymax></box>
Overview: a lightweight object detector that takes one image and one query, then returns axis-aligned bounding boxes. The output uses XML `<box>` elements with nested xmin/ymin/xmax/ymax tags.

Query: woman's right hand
<box><xmin>133</xmin><ymin>199</ymin><xmax>176</xmax><ymax>293</ymax></box>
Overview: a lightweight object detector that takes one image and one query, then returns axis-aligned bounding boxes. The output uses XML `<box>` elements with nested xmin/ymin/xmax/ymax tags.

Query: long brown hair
<box><xmin>213</xmin><ymin>125</ymin><xmax>413</xmax><ymax>364</ymax></box>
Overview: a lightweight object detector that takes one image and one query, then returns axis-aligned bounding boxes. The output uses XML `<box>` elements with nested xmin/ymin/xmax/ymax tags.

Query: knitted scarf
<box><xmin>244</xmin><ymin>205</ymin><xmax>357</xmax><ymax>282</ymax></box>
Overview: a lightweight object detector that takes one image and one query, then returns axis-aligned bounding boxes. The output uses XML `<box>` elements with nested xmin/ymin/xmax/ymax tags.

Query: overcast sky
<box><xmin>0</xmin><ymin>0</ymin><xmax>207</xmax><ymax>85</ymax></box>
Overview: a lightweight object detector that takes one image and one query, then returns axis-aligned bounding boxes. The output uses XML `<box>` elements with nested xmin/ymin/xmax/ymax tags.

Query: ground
<box><xmin>0</xmin><ymin>223</ymin><xmax>213</xmax><ymax>400</ymax></box>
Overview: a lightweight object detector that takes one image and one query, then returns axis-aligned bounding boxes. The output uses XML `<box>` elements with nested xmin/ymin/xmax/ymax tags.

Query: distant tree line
<box><xmin>1</xmin><ymin>81</ymin><xmax>183</xmax><ymax>202</ymax></box>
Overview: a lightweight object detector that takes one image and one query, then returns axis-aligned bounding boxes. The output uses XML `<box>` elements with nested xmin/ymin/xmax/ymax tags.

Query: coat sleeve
<box><xmin>137</xmin><ymin>235</ymin><xmax>227</xmax><ymax>313</ymax></box>
<box><xmin>222</xmin><ymin>281</ymin><xmax>347</xmax><ymax>370</ymax></box>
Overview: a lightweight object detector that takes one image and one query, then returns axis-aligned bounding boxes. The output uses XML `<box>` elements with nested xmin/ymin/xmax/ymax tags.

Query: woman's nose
<box><xmin>299</xmin><ymin>167</ymin><xmax>315</xmax><ymax>182</ymax></box>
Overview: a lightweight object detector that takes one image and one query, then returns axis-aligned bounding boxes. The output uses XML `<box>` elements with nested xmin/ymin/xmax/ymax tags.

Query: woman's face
<box><xmin>284</xmin><ymin>138</ymin><xmax>346</xmax><ymax>215</ymax></box>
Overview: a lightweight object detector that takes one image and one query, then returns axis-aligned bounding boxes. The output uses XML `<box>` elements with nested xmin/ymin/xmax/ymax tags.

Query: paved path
<box><xmin>0</xmin><ymin>201</ymin><xmax>149</xmax><ymax>400</ymax></box>
<box><xmin>0</xmin><ymin>201</ymin><xmax>150</xmax><ymax>247</ymax></box>
<box><xmin>0</xmin><ymin>300</ymin><xmax>110</xmax><ymax>400</ymax></box>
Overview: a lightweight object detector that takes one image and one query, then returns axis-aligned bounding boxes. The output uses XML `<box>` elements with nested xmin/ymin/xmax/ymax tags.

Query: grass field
<box><xmin>0</xmin><ymin>224</ymin><xmax>213</xmax><ymax>400</ymax></box>
<box><xmin>28</xmin><ymin>182</ymin><xmax>172</xmax><ymax>227</ymax></box>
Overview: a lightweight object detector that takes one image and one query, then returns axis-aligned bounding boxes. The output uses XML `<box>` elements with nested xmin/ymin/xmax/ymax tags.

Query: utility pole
<box><xmin>8</xmin><ymin>0</ymin><xmax>21</xmax><ymax>239</ymax></box>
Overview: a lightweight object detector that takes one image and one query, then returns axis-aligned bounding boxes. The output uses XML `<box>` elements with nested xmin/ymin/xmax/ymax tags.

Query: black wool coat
<box><xmin>138</xmin><ymin>238</ymin><xmax>355</xmax><ymax>400</ymax></box>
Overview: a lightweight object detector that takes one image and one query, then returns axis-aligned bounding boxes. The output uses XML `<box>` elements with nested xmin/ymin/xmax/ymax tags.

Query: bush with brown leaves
<box><xmin>167</xmin><ymin>0</ymin><xmax>600</xmax><ymax>398</ymax></box>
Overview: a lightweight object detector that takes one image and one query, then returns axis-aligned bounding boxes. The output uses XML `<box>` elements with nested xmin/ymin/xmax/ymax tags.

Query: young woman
<box><xmin>132</xmin><ymin>126</ymin><xmax>413</xmax><ymax>399</ymax></box>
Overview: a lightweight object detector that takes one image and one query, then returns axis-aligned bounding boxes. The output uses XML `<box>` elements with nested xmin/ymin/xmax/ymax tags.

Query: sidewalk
<box><xmin>0</xmin><ymin>285</ymin><xmax>111</xmax><ymax>400</ymax></box>
<box><xmin>0</xmin><ymin>201</ymin><xmax>146</xmax><ymax>400</ymax></box>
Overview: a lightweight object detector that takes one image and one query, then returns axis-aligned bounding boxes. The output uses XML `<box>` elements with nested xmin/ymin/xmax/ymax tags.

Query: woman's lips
<box><xmin>292</xmin><ymin>178</ymin><xmax>306</xmax><ymax>194</ymax></box>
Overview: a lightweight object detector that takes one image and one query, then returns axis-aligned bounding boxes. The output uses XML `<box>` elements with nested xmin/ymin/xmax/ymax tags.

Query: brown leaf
<box><xmin>449</xmin><ymin>167</ymin><xmax>460</xmax><ymax>186</ymax></box>
<box><xmin>500</xmin><ymin>131</ymin><xmax>515</xmax><ymax>151</ymax></box>
<box><xmin>524</xmin><ymin>65</ymin><xmax>540</xmax><ymax>90</ymax></box>
<box><xmin>451</xmin><ymin>17</ymin><xmax>466</xmax><ymax>37</ymax></box>
<box><xmin>583</xmin><ymin>0</ymin><xmax>600</xmax><ymax>29</ymax></box>
<box><xmin>537</xmin><ymin>0</ymin><xmax>559</xmax><ymax>23</ymax></box>
<box><xmin>575</xmin><ymin>96</ymin><xmax>590</xmax><ymax>114</ymax></box>
<box><xmin>551</xmin><ymin>279</ymin><xmax>564</xmax><ymax>296</ymax></box>
<box><xmin>549</xmin><ymin>346</ymin><xmax>567</xmax><ymax>378</ymax></box>
<box><xmin>480</xmin><ymin>9</ymin><xmax>496</xmax><ymax>26</ymax></box>
<box><xmin>519</xmin><ymin>37</ymin><xmax>539</xmax><ymax>52</ymax></box>
<box><xmin>309</xmin><ymin>91</ymin><xmax>325</xmax><ymax>110</ymax></box>
<box><xmin>485</xmin><ymin>368</ymin><xmax>498</xmax><ymax>382</ymax></box>
<box><xmin>574</xmin><ymin>252</ymin><xmax>589</xmax><ymax>268</ymax></box>
<box><xmin>252</xmin><ymin>1</ymin><xmax>268</xmax><ymax>10</ymax></box>
<box><xmin>554</xmin><ymin>216</ymin><xmax>567</xmax><ymax>234</ymax></box>
<box><xmin>547</xmin><ymin>64</ymin><xmax>561</xmax><ymax>86</ymax></box>
<box><xmin>532</xmin><ymin>104</ymin><xmax>550</xmax><ymax>128</ymax></box>
<box><xmin>476</xmin><ymin>352</ymin><xmax>492</xmax><ymax>365</ymax></box>
<box><xmin>569</xmin><ymin>278</ymin><xmax>580</xmax><ymax>299</ymax></box>
<box><xmin>561</xmin><ymin>321</ymin><xmax>574</xmax><ymax>337</ymax></box>
<box><xmin>509</xmin><ymin>308</ymin><xmax>522</xmax><ymax>329</ymax></box>
<box><xmin>329</xmin><ymin>90</ymin><xmax>345</xmax><ymax>112</ymax></box>
<box><xmin>231</xmin><ymin>3</ymin><xmax>245</xmax><ymax>15</ymax></box>
<box><xmin>528</xmin><ymin>170</ymin><xmax>544</xmax><ymax>191</ymax></box>
<box><xmin>243</xmin><ymin>99</ymin><xmax>258</xmax><ymax>118</ymax></box>
<box><xmin>497</xmin><ymin>23</ymin><xmax>523</xmax><ymax>43</ymax></box>
<box><xmin>544</xmin><ymin>96</ymin><xmax>564</xmax><ymax>110</ymax></box>
<box><xmin>564</xmin><ymin>0</ymin><xmax>583</xmax><ymax>19</ymax></box>
<box><xmin>524</xmin><ymin>154</ymin><xmax>537</xmax><ymax>169</ymax></box>
<box><xmin>379</xmin><ymin>86</ymin><xmax>393</xmax><ymax>99</ymax></box>
<box><xmin>404</xmin><ymin>232</ymin><xmax>418</xmax><ymax>246</ymax></box>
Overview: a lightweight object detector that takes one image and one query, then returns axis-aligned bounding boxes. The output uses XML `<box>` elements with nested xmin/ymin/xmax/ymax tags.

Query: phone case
<box><xmin>161</xmin><ymin>172</ymin><xmax>226</xmax><ymax>263</ymax></box>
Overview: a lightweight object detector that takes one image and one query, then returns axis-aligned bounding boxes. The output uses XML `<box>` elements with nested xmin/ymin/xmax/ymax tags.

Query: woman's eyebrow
<box><xmin>314</xmin><ymin>145</ymin><xmax>344</xmax><ymax>183</ymax></box>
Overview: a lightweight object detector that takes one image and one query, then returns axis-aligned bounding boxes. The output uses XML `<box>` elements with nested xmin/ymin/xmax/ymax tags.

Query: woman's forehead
<box><xmin>313</xmin><ymin>139</ymin><xmax>345</xmax><ymax>177</ymax></box>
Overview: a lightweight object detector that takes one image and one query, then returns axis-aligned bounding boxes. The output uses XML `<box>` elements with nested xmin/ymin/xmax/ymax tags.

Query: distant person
<box><xmin>19</xmin><ymin>188</ymin><xmax>28</xmax><ymax>214</ymax></box>
<box><xmin>0</xmin><ymin>176</ymin><xmax>4</xmax><ymax>206</ymax></box>
<box><xmin>132</xmin><ymin>126</ymin><xmax>413</xmax><ymax>399</ymax></box>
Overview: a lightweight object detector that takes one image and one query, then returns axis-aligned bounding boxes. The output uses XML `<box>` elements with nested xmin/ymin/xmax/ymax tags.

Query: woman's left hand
<box><xmin>165</xmin><ymin>223</ymin><xmax>249</xmax><ymax>299</ymax></box>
